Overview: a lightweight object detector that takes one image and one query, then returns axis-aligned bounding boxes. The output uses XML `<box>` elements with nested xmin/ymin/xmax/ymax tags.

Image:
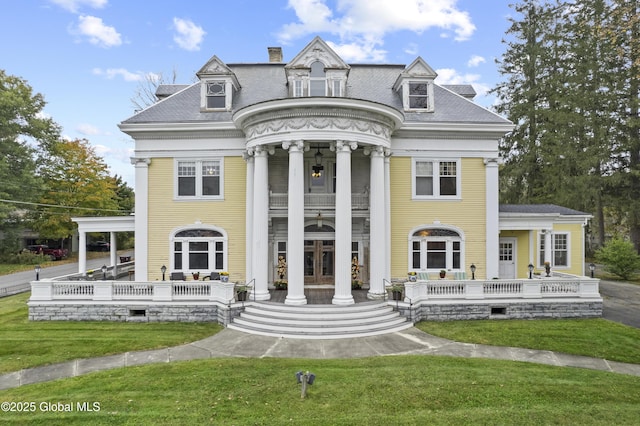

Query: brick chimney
<box><xmin>268</xmin><ymin>47</ymin><xmax>283</xmax><ymax>63</ymax></box>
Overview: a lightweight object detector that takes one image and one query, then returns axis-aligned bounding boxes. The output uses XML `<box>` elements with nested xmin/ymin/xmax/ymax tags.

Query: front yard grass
<box><xmin>0</xmin><ymin>293</ymin><xmax>221</xmax><ymax>374</ymax></box>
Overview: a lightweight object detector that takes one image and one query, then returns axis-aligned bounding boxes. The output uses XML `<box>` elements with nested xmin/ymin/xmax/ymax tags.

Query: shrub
<box><xmin>595</xmin><ymin>238</ymin><xmax>640</xmax><ymax>280</ymax></box>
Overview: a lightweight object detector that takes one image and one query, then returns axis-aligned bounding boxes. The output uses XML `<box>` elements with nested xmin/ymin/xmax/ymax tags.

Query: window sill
<box><xmin>174</xmin><ymin>196</ymin><xmax>224</xmax><ymax>202</ymax></box>
<box><xmin>411</xmin><ymin>196</ymin><xmax>461</xmax><ymax>201</ymax></box>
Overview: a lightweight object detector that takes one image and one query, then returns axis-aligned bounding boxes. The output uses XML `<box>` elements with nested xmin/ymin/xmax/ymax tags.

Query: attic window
<box><xmin>409</xmin><ymin>83</ymin><xmax>429</xmax><ymax>109</ymax></box>
<box><xmin>309</xmin><ymin>61</ymin><xmax>326</xmax><ymax>96</ymax></box>
<box><xmin>206</xmin><ymin>81</ymin><xmax>226</xmax><ymax>109</ymax></box>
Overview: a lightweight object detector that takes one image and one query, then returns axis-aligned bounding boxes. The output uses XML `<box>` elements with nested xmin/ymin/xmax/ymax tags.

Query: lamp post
<box><xmin>470</xmin><ymin>263</ymin><xmax>476</xmax><ymax>280</ymax></box>
<box><xmin>101</xmin><ymin>264</ymin><xmax>107</xmax><ymax>281</ymax></box>
<box><xmin>161</xmin><ymin>265</ymin><xmax>167</xmax><ymax>281</ymax></box>
<box><xmin>35</xmin><ymin>264</ymin><xmax>41</xmax><ymax>281</ymax></box>
<box><xmin>589</xmin><ymin>263</ymin><xmax>595</xmax><ymax>278</ymax></box>
<box><xmin>528</xmin><ymin>263</ymin><xmax>534</xmax><ymax>279</ymax></box>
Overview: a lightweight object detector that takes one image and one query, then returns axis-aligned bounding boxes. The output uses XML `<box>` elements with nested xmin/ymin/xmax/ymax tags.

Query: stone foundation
<box><xmin>397</xmin><ymin>300</ymin><xmax>603</xmax><ymax>322</ymax></box>
<box><xmin>28</xmin><ymin>303</ymin><xmax>244</xmax><ymax>325</ymax></box>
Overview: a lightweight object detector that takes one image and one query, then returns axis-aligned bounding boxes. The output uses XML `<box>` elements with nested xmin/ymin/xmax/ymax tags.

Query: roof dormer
<box><xmin>196</xmin><ymin>55</ymin><xmax>240</xmax><ymax>111</ymax></box>
<box><xmin>393</xmin><ymin>57</ymin><xmax>437</xmax><ymax>112</ymax></box>
<box><xmin>285</xmin><ymin>36</ymin><xmax>350</xmax><ymax>98</ymax></box>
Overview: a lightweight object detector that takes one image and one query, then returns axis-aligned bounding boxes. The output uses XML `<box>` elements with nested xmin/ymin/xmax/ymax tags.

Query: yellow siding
<box><xmin>147</xmin><ymin>157</ymin><xmax>246</xmax><ymax>282</ymax></box>
<box><xmin>553</xmin><ymin>223</ymin><xmax>585</xmax><ymax>276</ymax></box>
<box><xmin>390</xmin><ymin>157</ymin><xmax>488</xmax><ymax>279</ymax></box>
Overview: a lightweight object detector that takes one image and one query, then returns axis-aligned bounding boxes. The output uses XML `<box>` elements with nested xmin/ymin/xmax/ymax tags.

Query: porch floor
<box><xmin>268</xmin><ymin>288</ymin><xmax>372</xmax><ymax>304</ymax></box>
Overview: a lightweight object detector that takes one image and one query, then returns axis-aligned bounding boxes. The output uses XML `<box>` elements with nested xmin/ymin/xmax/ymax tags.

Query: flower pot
<box><xmin>221</xmin><ymin>275</ymin><xmax>229</xmax><ymax>283</ymax></box>
<box><xmin>408</xmin><ymin>275</ymin><xmax>417</xmax><ymax>282</ymax></box>
<box><xmin>236</xmin><ymin>290</ymin><xmax>247</xmax><ymax>301</ymax></box>
<box><xmin>391</xmin><ymin>290</ymin><xmax>403</xmax><ymax>301</ymax></box>
<box><xmin>439</xmin><ymin>272</ymin><xmax>446</xmax><ymax>279</ymax></box>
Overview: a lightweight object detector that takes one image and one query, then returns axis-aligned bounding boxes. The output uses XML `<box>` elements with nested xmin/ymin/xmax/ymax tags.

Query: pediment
<box><xmin>285</xmin><ymin>36</ymin><xmax>349</xmax><ymax>70</ymax></box>
<box><xmin>196</xmin><ymin>55</ymin><xmax>240</xmax><ymax>88</ymax></box>
<box><xmin>404</xmin><ymin>57</ymin><xmax>438</xmax><ymax>78</ymax></box>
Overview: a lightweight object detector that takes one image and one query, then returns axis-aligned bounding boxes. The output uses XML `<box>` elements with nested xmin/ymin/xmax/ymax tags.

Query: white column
<box><xmin>110</xmin><ymin>231</ymin><xmax>117</xmax><ymax>275</ymax></box>
<box><xmin>367</xmin><ymin>146</ymin><xmax>386</xmax><ymax>299</ymax></box>
<box><xmin>283</xmin><ymin>141</ymin><xmax>307</xmax><ymax>305</ymax></box>
<box><xmin>131</xmin><ymin>158</ymin><xmax>150</xmax><ymax>280</ymax></box>
<box><xmin>332</xmin><ymin>141</ymin><xmax>356</xmax><ymax>305</ymax></box>
<box><xmin>544</xmin><ymin>230</ymin><xmax>552</xmax><ymax>265</ymax></box>
<box><xmin>484</xmin><ymin>158</ymin><xmax>500</xmax><ymax>279</ymax></box>
<box><xmin>78</xmin><ymin>231</ymin><xmax>87</xmax><ymax>274</ymax></box>
<box><xmin>252</xmin><ymin>145</ymin><xmax>271</xmax><ymax>301</ymax></box>
<box><xmin>244</xmin><ymin>151</ymin><xmax>254</xmax><ymax>284</ymax></box>
<box><xmin>384</xmin><ymin>149</ymin><xmax>392</xmax><ymax>284</ymax></box>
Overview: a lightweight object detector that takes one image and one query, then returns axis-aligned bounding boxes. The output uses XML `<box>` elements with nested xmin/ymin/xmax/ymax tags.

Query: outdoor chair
<box><xmin>170</xmin><ymin>272</ymin><xmax>186</xmax><ymax>281</ymax></box>
<box><xmin>202</xmin><ymin>272</ymin><xmax>220</xmax><ymax>281</ymax></box>
<box><xmin>417</xmin><ymin>272</ymin><xmax>429</xmax><ymax>281</ymax></box>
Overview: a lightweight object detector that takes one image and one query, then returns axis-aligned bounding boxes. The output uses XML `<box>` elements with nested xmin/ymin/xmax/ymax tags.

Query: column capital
<box><xmin>484</xmin><ymin>157</ymin><xmax>501</xmax><ymax>166</ymax></box>
<box><xmin>254</xmin><ymin>144</ymin><xmax>276</xmax><ymax>156</ymax></box>
<box><xmin>331</xmin><ymin>140</ymin><xmax>358</xmax><ymax>152</ymax></box>
<box><xmin>242</xmin><ymin>150</ymin><xmax>254</xmax><ymax>161</ymax></box>
<box><xmin>130</xmin><ymin>157</ymin><xmax>151</xmax><ymax>166</ymax></box>
<box><xmin>363</xmin><ymin>145</ymin><xmax>384</xmax><ymax>156</ymax></box>
<box><xmin>282</xmin><ymin>140</ymin><xmax>306</xmax><ymax>152</ymax></box>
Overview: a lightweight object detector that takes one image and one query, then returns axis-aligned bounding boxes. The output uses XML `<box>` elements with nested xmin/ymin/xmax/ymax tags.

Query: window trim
<box><xmin>412</xmin><ymin>158</ymin><xmax>461</xmax><ymax>200</ymax></box>
<box><xmin>170</xmin><ymin>225</ymin><xmax>228</xmax><ymax>274</ymax></box>
<box><xmin>408</xmin><ymin>225</ymin><xmax>465</xmax><ymax>273</ymax></box>
<box><xmin>403</xmin><ymin>80</ymin><xmax>435</xmax><ymax>112</ymax></box>
<box><xmin>200</xmin><ymin>79</ymin><xmax>232</xmax><ymax>111</ymax></box>
<box><xmin>174</xmin><ymin>158</ymin><xmax>224</xmax><ymax>200</ymax></box>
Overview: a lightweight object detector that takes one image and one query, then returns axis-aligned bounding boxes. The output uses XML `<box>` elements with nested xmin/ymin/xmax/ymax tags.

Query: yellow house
<box><xmin>119</xmin><ymin>37</ymin><xmax>591</xmax><ymax>306</ymax></box>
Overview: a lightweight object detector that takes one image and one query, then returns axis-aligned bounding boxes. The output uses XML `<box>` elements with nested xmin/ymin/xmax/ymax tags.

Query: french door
<box><xmin>304</xmin><ymin>240</ymin><xmax>335</xmax><ymax>284</ymax></box>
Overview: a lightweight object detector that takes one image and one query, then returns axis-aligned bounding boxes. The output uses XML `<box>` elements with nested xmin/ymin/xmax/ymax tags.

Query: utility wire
<box><xmin>0</xmin><ymin>198</ymin><xmax>131</xmax><ymax>214</ymax></box>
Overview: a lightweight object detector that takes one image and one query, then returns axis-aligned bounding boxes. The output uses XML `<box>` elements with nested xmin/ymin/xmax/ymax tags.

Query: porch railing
<box><xmin>269</xmin><ymin>192</ymin><xmax>369</xmax><ymax>210</ymax></box>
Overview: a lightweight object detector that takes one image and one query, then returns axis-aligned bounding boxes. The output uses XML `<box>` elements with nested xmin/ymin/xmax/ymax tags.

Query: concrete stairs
<box><xmin>227</xmin><ymin>301</ymin><xmax>412</xmax><ymax>339</ymax></box>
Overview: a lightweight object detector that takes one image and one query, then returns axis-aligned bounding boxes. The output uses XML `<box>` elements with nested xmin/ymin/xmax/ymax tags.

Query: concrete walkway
<box><xmin>2</xmin><ymin>326</ymin><xmax>639</xmax><ymax>391</ymax></box>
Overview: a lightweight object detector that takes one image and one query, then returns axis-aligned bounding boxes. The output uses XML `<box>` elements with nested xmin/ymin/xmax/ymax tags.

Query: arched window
<box><xmin>172</xmin><ymin>227</ymin><xmax>227</xmax><ymax>273</ymax></box>
<box><xmin>409</xmin><ymin>227</ymin><xmax>464</xmax><ymax>271</ymax></box>
<box><xmin>309</xmin><ymin>61</ymin><xmax>326</xmax><ymax>96</ymax></box>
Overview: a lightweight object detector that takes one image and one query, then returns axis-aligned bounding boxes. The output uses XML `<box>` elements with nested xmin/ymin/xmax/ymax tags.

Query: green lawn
<box><xmin>0</xmin><ymin>293</ymin><xmax>222</xmax><ymax>374</ymax></box>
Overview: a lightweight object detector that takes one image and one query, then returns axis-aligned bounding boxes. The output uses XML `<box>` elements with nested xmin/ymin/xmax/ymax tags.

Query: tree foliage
<box><xmin>595</xmin><ymin>237</ymin><xmax>640</xmax><ymax>279</ymax></box>
<box><xmin>492</xmin><ymin>0</ymin><xmax>640</xmax><ymax>250</ymax></box>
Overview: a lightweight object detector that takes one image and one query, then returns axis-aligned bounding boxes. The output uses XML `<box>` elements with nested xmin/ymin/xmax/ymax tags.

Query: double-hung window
<box><xmin>172</xmin><ymin>228</ymin><xmax>227</xmax><ymax>273</ymax></box>
<box><xmin>410</xmin><ymin>228</ymin><xmax>463</xmax><ymax>271</ymax></box>
<box><xmin>409</xmin><ymin>82</ymin><xmax>429</xmax><ymax>109</ymax></box>
<box><xmin>539</xmin><ymin>233</ymin><xmax>569</xmax><ymax>268</ymax></box>
<box><xmin>176</xmin><ymin>159</ymin><xmax>222</xmax><ymax>199</ymax></box>
<box><xmin>206</xmin><ymin>81</ymin><xmax>226</xmax><ymax>109</ymax></box>
<box><xmin>413</xmin><ymin>159</ymin><xmax>459</xmax><ymax>198</ymax></box>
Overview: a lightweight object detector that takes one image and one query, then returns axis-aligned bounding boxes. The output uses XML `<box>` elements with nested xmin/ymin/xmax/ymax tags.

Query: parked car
<box><xmin>26</xmin><ymin>244</ymin><xmax>68</xmax><ymax>261</ymax></box>
<box><xmin>87</xmin><ymin>241</ymin><xmax>110</xmax><ymax>252</ymax></box>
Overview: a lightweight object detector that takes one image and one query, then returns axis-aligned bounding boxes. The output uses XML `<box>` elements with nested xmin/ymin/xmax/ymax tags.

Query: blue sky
<box><xmin>1</xmin><ymin>0</ymin><xmax>514</xmax><ymax>188</ymax></box>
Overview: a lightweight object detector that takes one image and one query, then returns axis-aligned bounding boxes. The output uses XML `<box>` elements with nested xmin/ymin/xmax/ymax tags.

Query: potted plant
<box><xmin>274</xmin><ymin>280</ymin><xmax>287</xmax><ymax>290</ymax></box>
<box><xmin>235</xmin><ymin>283</ymin><xmax>250</xmax><ymax>301</ymax></box>
<box><xmin>439</xmin><ymin>269</ymin><xmax>447</xmax><ymax>279</ymax></box>
<box><xmin>351</xmin><ymin>280</ymin><xmax>362</xmax><ymax>290</ymax></box>
<box><xmin>191</xmin><ymin>272</ymin><xmax>200</xmax><ymax>280</ymax></box>
<box><xmin>220</xmin><ymin>271</ymin><xmax>229</xmax><ymax>282</ymax></box>
<box><xmin>389</xmin><ymin>283</ymin><xmax>404</xmax><ymax>301</ymax></box>
<box><xmin>275</xmin><ymin>256</ymin><xmax>287</xmax><ymax>289</ymax></box>
<box><xmin>407</xmin><ymin>271</ymin><xmax>417</xmax><ymax>282</ymax></box>
<box><xmin>544</xmin><ymin>261</ymin><xmax>551</xmax><ymax>277</ymax></box>
<box><xmin>351</xmin><ymin>256</ymin><xmax>361</xmax><ymax>287</ymax></box>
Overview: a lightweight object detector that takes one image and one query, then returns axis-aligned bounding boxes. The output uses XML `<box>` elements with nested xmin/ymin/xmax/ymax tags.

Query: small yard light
<box><xmin>35</xmin><ymin>264</ymin><xmax>41</xmax><ymax>281</ymax></box>
<box><xmin>528</xmin><ymin>263</ymin><xmax>534</xmax><ymax>279</ymax></box>
<box><xmin>589</xmin><ymin>263</ymin><xmax>595</xmax><ymax>278</ymax></box>
<box><xmin>101</xmin><ymin>264</ymin><xmax>107</xmax><ymax>280</ymax></box>
<box><xmin>296</xmin><ymin>370</ymin><xmax>316</xmax><ymax>399</ymax></box>
<box><xmin>470</xmin><ymin>263</ymin><xmax>476</xmax><ymax>280</ymax></box>
<box><xmin>161</xmin><ymin>265</ymin><xmax>167</xmax><ymax>281</ymax></box>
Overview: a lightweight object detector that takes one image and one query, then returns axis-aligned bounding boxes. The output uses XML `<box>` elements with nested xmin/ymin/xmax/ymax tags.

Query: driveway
<box><xmin>599</xmin><ymin>280</ymin><xmax>640</xmax><ymax>328</ymax></box>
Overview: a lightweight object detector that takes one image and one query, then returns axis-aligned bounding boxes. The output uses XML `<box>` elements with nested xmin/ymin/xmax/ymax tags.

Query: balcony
<box><xmin>269</xmin><ymin>192</ymin><xmax>369</xmax><ymax>210</ymax></box>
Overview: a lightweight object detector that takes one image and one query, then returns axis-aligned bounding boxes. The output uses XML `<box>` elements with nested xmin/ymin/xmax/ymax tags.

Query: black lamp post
<box><xmin>101</xmin><ymin>264</ymin><xmax>107</xmax><ymax>280</ymax></box>
<box><xmin>528</xmin><ymin>263</ymin><xmax>534</xmax><ymax>279</ymax></box>
<box><xmin>470</xmin><ymin>263</ymin><xmax>476</xmax><ymax>280</ymax></box>
<box><xmin>161</xmin><ymin>265</ymin><xmax>167</xmax><ymax>281</ymax></box>
<box><xmin>589</xmin><ymin>263</ymin><xmax>595</xmax><ymax>278</ymax></box>
<box><xmin>35</xmin><ymin>264</ymin><xmax>41</xmax><ymax>281</ymax></box>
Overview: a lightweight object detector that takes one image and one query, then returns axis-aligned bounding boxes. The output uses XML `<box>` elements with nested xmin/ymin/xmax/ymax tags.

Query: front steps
<box><xmin>227</xmin><ymin>301</ymin><xmax>412</xmax><ymax>339</ymax></box>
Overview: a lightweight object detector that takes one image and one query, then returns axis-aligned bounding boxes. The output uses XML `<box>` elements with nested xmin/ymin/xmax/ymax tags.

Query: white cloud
<box><xmin>172</xmin><ymin>18</ymin><xmax>206</xmax><ymax>51</ymax></box>
<box><xmin>467</xmin><ymin>54</ymin><xmax>486</xmax><ymax>67</ymax></box>
<box><xmin>92</xmin><ymin>67</ymin><xmax>149</xmax><ymax>82</ymax></box>
<box><xmin>278</xmin><ymin>0</ymin><xmax>475</xmax><ymax>62</ymax></box>
<box><xmin>404</xmin><ymin>42</ymin><xmax>419</xmax><ymax>56</ymax></box>
<box><xmin>50</xmin><ymin>0</ymin><xmax>107</xmax><ymax>13</ymax></box>
<box><xmin>74</xmin><ymin>15</ymin><xmax>122</xmax><ymax>47</ymax></box>
<box><xmin>76</xmin><ymin>123</ymin><xmax>100</xmax><ymax>135</ymax></box>
<box><xmin>435</xmin><ymin>67</ymin><xmax>490</xmax><ymax>97</ymax></box>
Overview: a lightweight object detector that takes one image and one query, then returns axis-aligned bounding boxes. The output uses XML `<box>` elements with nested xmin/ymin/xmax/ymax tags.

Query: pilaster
<box><xmin>131</xmin><ymin>157</ymin><xmax>150</xmax><ymax>280</ymax></box>
<box><xmin>484</xmin><ymin>158</ymin><xmax>500</xmax><ymax>279</ymax></box>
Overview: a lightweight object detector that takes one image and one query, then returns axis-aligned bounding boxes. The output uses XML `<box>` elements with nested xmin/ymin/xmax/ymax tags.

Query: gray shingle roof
<box><xmin>500</xmin><ymin>204</ymin><xmax>590</xmax><ymax>216</ymax></box>
<box><xmin>122</xmin><ymin>62</ymin><xmax>510</xmax><ymax>126</ymax></box>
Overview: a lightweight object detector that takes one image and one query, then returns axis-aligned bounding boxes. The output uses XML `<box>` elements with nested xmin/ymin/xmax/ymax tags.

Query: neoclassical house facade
<box><xmin>118</xmin><ymin>37</ymin><xmax>591</xmax><ymax>306</ymax></box>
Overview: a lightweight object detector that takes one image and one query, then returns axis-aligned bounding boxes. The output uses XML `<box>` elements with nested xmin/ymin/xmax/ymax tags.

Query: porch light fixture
<box><xmin>35</xmin><ymin>264</ymin><xmax>41</xmax><ymax>281</ymax></box>
<box><xmin>161</xmin><ymin>264</ymin><xmax>167</xmax><ymax>281</ymax></box>
<box><xmin>528</xmin><ymin>263</ymin><xmax>534</xmax><ymax>279</ymax></box>
<box><xmin>101</xmin><ymin>264</ymin><xmax>107</xmax><ymax>280</ymax></box>
<box><xmin>470</xmin><ymin>263</ymin><xmax>476</xmax><ymax>280</ymax></box>
<box><xmin>589</xmin><ymin>262</ymin><xmax>595</xmax><ymax>278</ymax></box>
<box><xmin>311</xmin><ymin>146</ymin><xmax>324</xmax><ymax>177</ymax></box>
<box><xmin>316</xmin><ymin>212</ymin><xmax>323</xmax><ymax>228</ymax></box>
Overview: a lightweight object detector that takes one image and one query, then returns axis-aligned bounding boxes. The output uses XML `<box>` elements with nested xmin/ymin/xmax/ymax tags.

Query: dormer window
<box><xmin>206</xmin><ymin>81</ymin><xmax>226</xmax><ymax>109</ymax></box>
<box><xmin>309</xmin><ymin>61</ymin><xmax>326</xmax><ymax>96</ymax></box>
<box><xmin>409</xmin><ymin>82</ymin><xmax>429</xmax><ymax>109</ymax></box>
<box><xmin>393</xmin><ymin>57</ymin><xmax>437</xmax><ymax>112</ymax></box>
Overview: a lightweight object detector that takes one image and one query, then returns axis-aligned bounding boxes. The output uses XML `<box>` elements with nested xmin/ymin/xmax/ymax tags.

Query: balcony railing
<box><xmin>269</xmin><ymin>192</ymin><xmax>369</xmax><ymax>210</ymax></box>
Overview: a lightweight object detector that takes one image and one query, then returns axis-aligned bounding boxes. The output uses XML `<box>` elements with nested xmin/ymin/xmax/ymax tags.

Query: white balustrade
<box><xmin>269</xmin><ymin>193</ymin><xmax>369</xmax><ymax>209</ymax></box>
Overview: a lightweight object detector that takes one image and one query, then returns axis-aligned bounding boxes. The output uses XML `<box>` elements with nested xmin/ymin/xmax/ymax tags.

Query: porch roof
<box><xmin>499</xmin><ymin>204</ymin><xmax>592</xmax><ymax>231</ymax></box>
